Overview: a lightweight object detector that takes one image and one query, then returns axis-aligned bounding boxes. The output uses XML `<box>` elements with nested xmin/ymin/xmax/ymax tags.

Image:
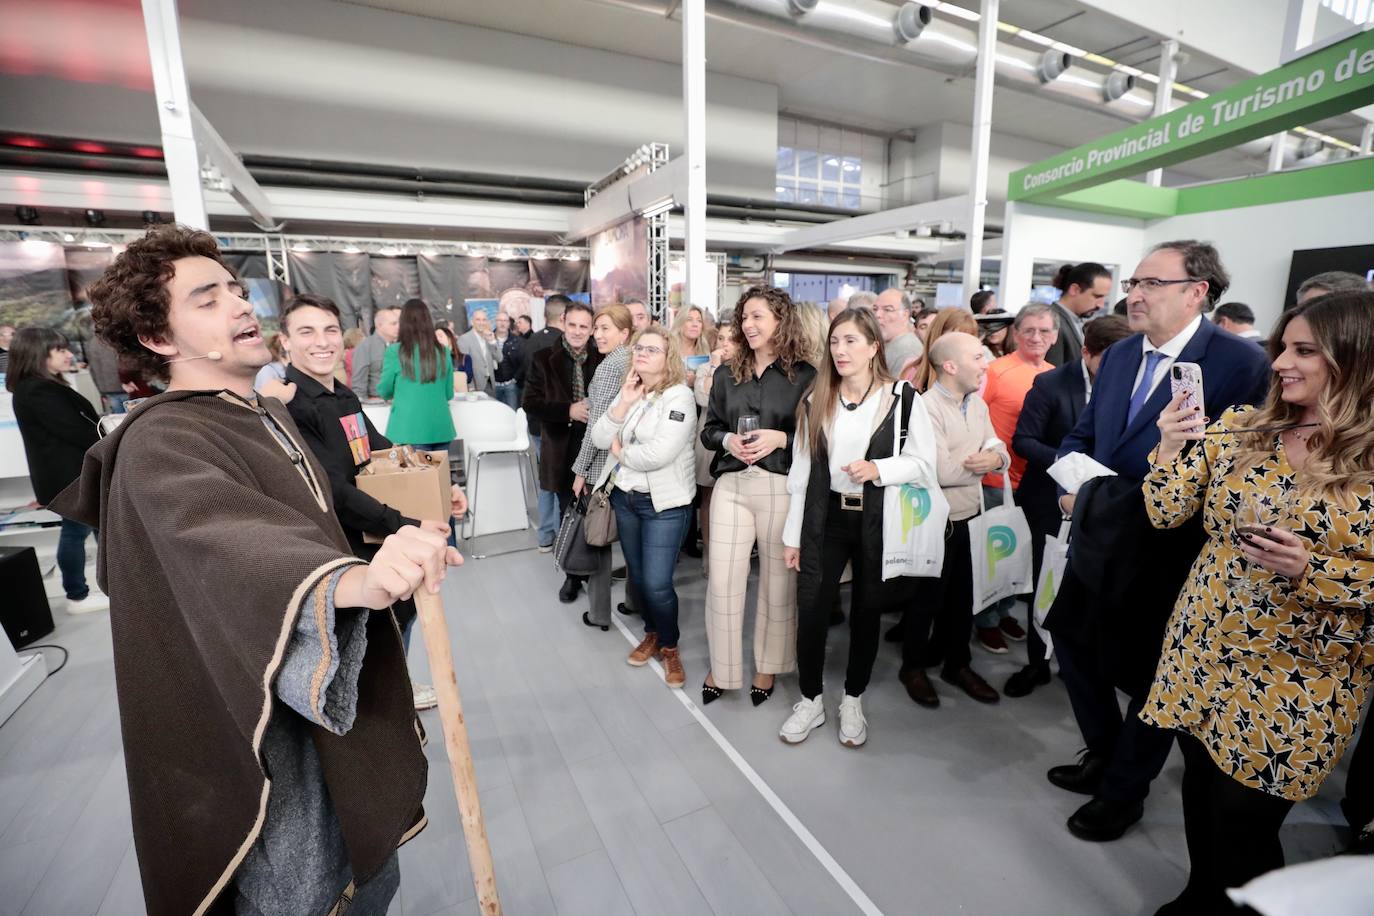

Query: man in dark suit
<box><xmin>1044</xmin><ymin>262</ymin><xmax>1114</xmax><ymax>368</ymax></box>
<box><xmin>524</xmin><ymin>299</ymin><xmax>603</xmax><ymax>602</ymax></box>
<box><xmin>1005</xmin><ymin>315</ymin><xmax>1132</xmax><ymax>697</ymax></box>
<box><xmin>521</xmin><ymin>297</ymin><xmax>565</xmax><ymax>551</ymax></box>
<box><xmin>1042</xmin><ymin>240</ymin><xmax>1270</xmax><ymax>843</ymax></box>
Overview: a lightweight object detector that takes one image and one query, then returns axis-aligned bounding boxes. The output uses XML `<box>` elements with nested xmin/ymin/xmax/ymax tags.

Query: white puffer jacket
<box><xmin>590</xmin><ymin>384</ymin><xmax>697</xmax><ymax>512</ymax></box>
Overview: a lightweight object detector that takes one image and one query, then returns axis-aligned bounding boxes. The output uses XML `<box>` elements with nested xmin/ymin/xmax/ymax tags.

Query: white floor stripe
<box><xmin>610</xmin><ymin>614</ymin><xmax>885</xmax><ymax>916</ymax></box>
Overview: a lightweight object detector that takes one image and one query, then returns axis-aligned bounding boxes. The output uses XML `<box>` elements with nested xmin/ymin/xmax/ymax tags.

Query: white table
<box><xmin>362</xmin><ymin>396</ymin><xmax>532</xmax><ymax>537</ymax></box>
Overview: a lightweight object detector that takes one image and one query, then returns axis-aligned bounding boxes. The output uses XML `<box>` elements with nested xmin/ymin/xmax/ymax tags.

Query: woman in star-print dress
<box><xmin>1140</xmin><ymin>290</ymin><xmax>1374</xmax><ymax>915</ymax></box>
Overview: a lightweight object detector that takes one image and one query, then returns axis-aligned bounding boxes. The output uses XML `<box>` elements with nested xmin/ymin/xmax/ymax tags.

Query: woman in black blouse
<box><xmin>700</xmin><ymin>287</ymin><xmax>816</xmax><ymax>706</ymax></box>
<box><xmin>7</xmin><ymin>327</ymin><xmax>106</xmax><ymax>613</ymax></box>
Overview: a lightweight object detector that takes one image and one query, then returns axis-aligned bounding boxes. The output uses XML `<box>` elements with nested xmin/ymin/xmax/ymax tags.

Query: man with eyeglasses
<box><xmin>1041</xmin><ymin>240</ymin><xmax>1269</xmax><ymax>844</ymax></box>
<box><xmin>873</xmin><ymin>288</ymin><xmax>924</xmax><ymax>377</ymax></box>
<box><xmin>973</xmin><ymin>304</ymin><xmax>1059</xmax><ymax>654</ymax></box>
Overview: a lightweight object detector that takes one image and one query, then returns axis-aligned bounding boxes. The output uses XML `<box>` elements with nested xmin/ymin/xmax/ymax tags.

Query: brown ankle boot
<box><xmin>627</xmin><ymin>632</ymin><xmax>660</xmax><ymax>667</ymax></box>
<box><xmin>659</xmin><ymin>647</ymin><xmax>685</xmax><ymax>688</ymax></box>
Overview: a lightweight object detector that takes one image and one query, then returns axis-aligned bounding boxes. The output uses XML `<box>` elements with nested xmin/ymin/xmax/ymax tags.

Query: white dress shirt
<box><xmin>782</xmin><ymin>385</ymin><xmax>938</xmax><ymax>548</ymax></box>
<box><xmin>1131</xmin><ymin>313</ymin><xmax>1203</xmax><ymax>401</ymax></box>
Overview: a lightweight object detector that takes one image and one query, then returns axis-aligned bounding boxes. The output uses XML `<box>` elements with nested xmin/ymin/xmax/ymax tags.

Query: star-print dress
<box><xmin>1140</xmin><ymin>406</ymin><xmax>1374</xmax><ymax>801</ymax></box>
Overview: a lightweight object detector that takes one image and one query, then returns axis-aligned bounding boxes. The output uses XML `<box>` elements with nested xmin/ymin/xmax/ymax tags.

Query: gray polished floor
<box><xmin>0</xmin><ymin>540</ymin><xmax>1355</xmax><ymax>915</ymax></box>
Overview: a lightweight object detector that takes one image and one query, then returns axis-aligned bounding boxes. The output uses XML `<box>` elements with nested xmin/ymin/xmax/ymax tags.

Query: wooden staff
<box><xmin>414</xmin><ymin>587</ymin><xmax>502</xmax><ymax>915</ymax></box>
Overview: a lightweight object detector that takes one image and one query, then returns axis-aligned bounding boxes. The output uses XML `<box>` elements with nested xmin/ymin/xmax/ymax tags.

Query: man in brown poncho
<box><xmin>51</xmin><ymin>225</ymin><xmax>459</xmax><ymax>915</ymax></box>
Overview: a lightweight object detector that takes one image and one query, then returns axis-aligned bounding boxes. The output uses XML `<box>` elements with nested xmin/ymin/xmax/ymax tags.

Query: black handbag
<box><xmin>553</xmin><ymin>496</ymin><xmax>601</xmax><ymax>576</ymax></box>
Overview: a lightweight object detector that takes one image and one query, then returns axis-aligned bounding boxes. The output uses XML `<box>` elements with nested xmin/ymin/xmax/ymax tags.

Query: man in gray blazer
<box><xmin>349</xmin><ymin>304</ymin><xmax>400</xmax><ymax>400</ymax></box>
<box><xmin>1044</xmin><ymin>263</ymin><xmax>1113</xmax><ymax>367</ymax></box>
<box><xmin>459</xmin><ymin>309</ymin><xmax>500</xmax><ymax>395</ymax></box>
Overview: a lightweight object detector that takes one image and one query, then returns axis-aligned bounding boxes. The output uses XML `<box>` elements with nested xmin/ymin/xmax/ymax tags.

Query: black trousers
<box><xmin>902</xmin><ymin>517</ymin><xmax>973</xmax><ymax>677</ymax></box>
<box><xmin>796</xmin><ymin>498</ymin><xmax>883</xmax><ymax>699</ymax></box>
<box><xmin>1342</xmin><ymin>710</ymin><xmax>1374</xmax><ymax>832</ymax></box>
<box><xmin>1166</xmin><ymin>733</ymin><xmax>1295</xmax><ymax>913</ymax></box>
<box><xmin>1054</xmin><ymin>633</ymin><xmax>1174</xmax><ymax>802</ymax></box>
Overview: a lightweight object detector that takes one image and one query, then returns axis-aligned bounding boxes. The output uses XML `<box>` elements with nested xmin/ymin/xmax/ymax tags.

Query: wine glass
<box><xmin>1229</xmin><ymin>493</ymin><xmax>1279</xmax><ymax>599</ymax></box>
<box><xmin>737</xmin><ymin>415</ymin><xmax>760</xmax><ymax>444</ymax></box>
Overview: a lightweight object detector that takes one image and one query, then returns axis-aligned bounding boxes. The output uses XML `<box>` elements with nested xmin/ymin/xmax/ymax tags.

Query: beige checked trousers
<box><xmin>704</xmin><ymin>467</ymin><xmax>798</xmax><ymax>690</ymax></box>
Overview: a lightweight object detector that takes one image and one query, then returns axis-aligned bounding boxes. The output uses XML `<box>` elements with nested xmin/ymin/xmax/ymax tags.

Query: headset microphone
<box><xmin>166</xmin><ymin>350</ymin><xmax>223</xmax><ymax>363</ymax></box>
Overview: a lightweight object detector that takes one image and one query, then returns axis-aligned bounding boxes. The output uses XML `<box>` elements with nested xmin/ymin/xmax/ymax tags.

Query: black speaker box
<box><xmin>0</xmin><ymin>546</ymin><xmax>55</xmax><ymax>648</ymax></box>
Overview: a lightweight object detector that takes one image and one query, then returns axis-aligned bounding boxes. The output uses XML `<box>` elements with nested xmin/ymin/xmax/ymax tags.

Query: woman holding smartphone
<box><xmin>590</xmin><ymin>325</ymin><xmax>697</xmax><ymax>687</ymax></box>
<box><xmin>1143</xmin><ymin>290</ymin><xmax>1374</xmax><ymax>914</ymax></box>
<box><xmin>780</xmin><ymin>308</ymin><xmax>936</xmax><ymax>746</ymax></box>
<box><xmin>700</xmin><ymin>287</ymin><xmax>817</xmax><ymax>706</ymax></box>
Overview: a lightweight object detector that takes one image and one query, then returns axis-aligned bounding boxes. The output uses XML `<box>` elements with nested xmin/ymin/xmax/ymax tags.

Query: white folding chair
<box><xmin>459</xmin><ymin>403</ymin><xmax>536</xmax><ymax>541</ymax></box>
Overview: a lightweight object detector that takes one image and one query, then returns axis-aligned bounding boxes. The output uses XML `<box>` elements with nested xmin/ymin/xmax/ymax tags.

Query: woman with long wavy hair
<box><xmin>1143</xmin><ymin>290</ymin><xmax>1374</xmax><ymax>913</ymax></box>
<box><xmin>671</xmin><ymin>304</ymin><xmax>716</xmax><ymax>557</ymax></box>
<box><xmin>699</xmin><ymin>287</ymin><xmax>817</xmax><ymax>706</ymax></box>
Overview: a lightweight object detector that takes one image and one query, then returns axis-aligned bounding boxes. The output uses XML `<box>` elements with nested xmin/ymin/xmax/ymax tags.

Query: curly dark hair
<box><xmin>87</xmin><ymin>225</ymin><xmax>233</xmax><ymax>382</ymax></box>
<box><xmin>728</xmin><ymin>285</ymin><xmax>812</xmax><ymax>384</ymax></box>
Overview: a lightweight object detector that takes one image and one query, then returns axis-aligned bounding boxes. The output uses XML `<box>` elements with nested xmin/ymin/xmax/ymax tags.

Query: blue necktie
<box><xmin>1127</xmin><ymin>350</ymin><xmax>1167</xmax><ymax>425</ymax></box>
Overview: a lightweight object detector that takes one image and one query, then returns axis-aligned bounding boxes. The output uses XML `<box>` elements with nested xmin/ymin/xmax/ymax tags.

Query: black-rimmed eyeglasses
<box><xmin>1120</xmin><ymin>277</ymin><xmax>1200</xmax><ymax>294</ymax></box>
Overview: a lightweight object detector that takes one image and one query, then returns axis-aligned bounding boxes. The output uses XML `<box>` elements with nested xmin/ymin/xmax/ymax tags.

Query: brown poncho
<box><xmin>51</xmin><ymin>389</ymin><xmax>427</xmax><ymax>915</ymax></box>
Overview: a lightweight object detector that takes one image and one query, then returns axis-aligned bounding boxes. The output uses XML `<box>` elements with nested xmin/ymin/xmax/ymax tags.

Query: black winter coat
<box><xmin>12</xmin><ymin>376</ymin><xmax>100</xmax><ymax>505</ymax></box>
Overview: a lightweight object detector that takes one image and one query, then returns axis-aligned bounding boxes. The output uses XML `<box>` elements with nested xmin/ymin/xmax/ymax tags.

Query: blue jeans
<box><xmin>531</xmin><ymin>434</ymin><xmax>559</xmax><ymax>546</ymax></box>
<box><xmin>493</xmin><ymin>383</ymin><xmax>520</xmax><ymax>409</ymax></box>
<box><xmin>104</xmin><ymin>393</ymin><xmax>130</xmax><ymax>414</ymax></box>
<box><xmin>974</xmin><ymin>484</ymin><xmax>1016</xmax><ymax>628</ymax></box>
<box><xmin>611</xmin><ymin>489</ymin><xmax>691</xmax><ymax>648</ymax></box>
<box><xmin>58</xmin><ymin>519</ymin><xmax>95</xmax><ymax>600</ymax></box>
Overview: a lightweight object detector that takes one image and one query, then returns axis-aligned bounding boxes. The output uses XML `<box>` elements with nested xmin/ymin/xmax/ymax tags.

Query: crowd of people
<box><xmin>4</xmin><ymin>222</ymin><xmax>1372</xmax><ymax>914</ymax></box>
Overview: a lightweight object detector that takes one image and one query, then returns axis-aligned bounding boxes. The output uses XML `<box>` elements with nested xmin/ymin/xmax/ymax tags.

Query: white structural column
<box><xmin>1146</xmin><ymin>39</ymin><xmax>1179</xmax><ymax>187</ymax></box>
<box><xmin>141</xmin><ymin>0</ymin><xmax>207</xmax><ymax>229</ymax></box>
<box><xmin>1362</xmin><ymin>123</ymin><xmax>1374</xmax><ymax>156</ymax></box>
<box><xmin>961</xmin><ymin>0</ymin><xmax>997</xmax><ymax>297</ymax></box>
<box><xmin>682</xmin><ymin>0</ymin><xmax>711</xmax><ymax>311</ymax></box>
<box><xmin>1268</xmin><ymin>132</ymin><xmax>1288</xmax><ymax>172</ymax></box>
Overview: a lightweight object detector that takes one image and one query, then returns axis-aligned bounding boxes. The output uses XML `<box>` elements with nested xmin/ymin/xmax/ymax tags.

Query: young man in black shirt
<box><xmin>278</xmin><ymin>293</ymin><xmax>467</xmax><ymax>709</ymax></box>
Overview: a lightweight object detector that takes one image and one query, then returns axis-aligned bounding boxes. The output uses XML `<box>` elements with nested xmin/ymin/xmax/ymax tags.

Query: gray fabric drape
<box><xmin>334</xmin><ymin>252</ymin><xmax>374</xmax><ymax>333</ymax></box>
<box><xmin>530</xmin><ymin>258</ymin><xmax>589</xmax><ymax>295</ymax></box>
<box><xmin>370</xmin><ymin>257</ymin><xmax>420</xmax><ymax>312</ymax></box>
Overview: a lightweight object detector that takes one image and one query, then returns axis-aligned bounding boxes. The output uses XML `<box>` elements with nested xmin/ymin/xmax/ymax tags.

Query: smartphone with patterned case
<box><xmin>1170</xmin><ymin>361</ymin><xmax>1204</xmax><ymax>416</ymax></box>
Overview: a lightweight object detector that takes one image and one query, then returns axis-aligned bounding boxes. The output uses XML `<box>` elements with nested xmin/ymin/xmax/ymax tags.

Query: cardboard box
<box><xmin>356</xmin><ymin>448</ymin><xmax>450</xmax><ymax>543</ymax></box>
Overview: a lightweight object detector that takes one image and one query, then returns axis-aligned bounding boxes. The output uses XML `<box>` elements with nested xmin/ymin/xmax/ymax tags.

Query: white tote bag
<box><xmin>881</xmin><ymin>383</ymin><xmax>950</xmax><ymax>580</ymax></box>
<box><xmin>1031</xmin><ymin>519</ymin><xmax>1071</xmax><ymax>660</ymax></box>
<box><xmin>967</xmin><ymin>476</ymin><xmax>1033</xmax><ymax>613</ymax></box>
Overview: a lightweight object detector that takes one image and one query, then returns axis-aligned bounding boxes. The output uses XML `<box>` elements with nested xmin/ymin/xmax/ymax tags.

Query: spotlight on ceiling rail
<box><xmin>1038</xmin><ymin>49</ymin><xmax>1072</xmax><ymax>83</ymax></box>
<box><xmin>15</xmin><ymin>205</ymin><xmax>39</xmax><ymax>225</ymax></box>
<box><xmin>1103</xmin><ymin>71</ymin><xmax>1136</xmax><ymax>102</ymax></box>
<box><xmin>893</xmin><ymin>3</ymin><xmax>932</xmax><ymax>43</ymax></box>
<box><xmin>84</xmin><ymin>209</ymin><xmax>106</xmax><ymax>227</ymax></box>
<box><xmin>785</xmin><ymin>0</ymin><xmax>819</xmax><ymax>15</ymax></box>
<box><xmin>141</xmin><ymin>210</ymin><xmax>163</xmax><ymax>225</ymax></box>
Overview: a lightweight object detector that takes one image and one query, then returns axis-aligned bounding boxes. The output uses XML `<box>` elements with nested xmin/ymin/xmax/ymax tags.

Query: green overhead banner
<box><xmin>1010</xmin><ymin>30</ymin><xmax>1374</xmax><ymax>202</ymax></box>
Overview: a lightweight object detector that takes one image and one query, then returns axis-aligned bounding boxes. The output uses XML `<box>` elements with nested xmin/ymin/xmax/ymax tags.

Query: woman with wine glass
<box><xmin>1142</xmin><ymin>289</ymin><xmax>1374</xmax><ymax>914</ymax></box>
<box><xmin>700</xmin><ymin>287</ymin><xmax>817</xmax><ymax>706</ymax></box>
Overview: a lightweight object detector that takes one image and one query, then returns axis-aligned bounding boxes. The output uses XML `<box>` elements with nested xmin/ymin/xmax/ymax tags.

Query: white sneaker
<box><xmin>838</xmin><ymin>695</ymin><xmax>867</xmax><ymax>748</ymax></box>
<box><xmin>65</xmin><ymin>590</ymin><xmax>110</xmax><ymax>614</ymax></box>
<box><xmin>412</xmin><ymin>682</ymin><xmax>438</xmax><ymax>711</ymax></box>
<box><xmin>779</xmin><ymin>696</ymin><xmax>825</xmax><ymax>745</ymax></box>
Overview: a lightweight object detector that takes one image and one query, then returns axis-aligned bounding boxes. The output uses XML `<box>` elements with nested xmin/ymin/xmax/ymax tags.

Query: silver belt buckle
<box><xmin>841</xmin><ymin>492</ymin><xmax>863</xmax><ymax>511</ymax></box>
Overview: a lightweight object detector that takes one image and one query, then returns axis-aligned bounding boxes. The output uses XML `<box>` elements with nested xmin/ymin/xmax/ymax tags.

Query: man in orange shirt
<box><xmin>974</xmin><ymin>304</ymin><xmax>1058</xmax><ymax>653</ymax></box>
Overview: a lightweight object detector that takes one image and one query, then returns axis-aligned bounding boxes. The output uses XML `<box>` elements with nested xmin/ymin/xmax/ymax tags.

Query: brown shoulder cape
<box><xmin>50</xmin><ymin>390</ymin><xmax>427</xmax><ymax>916</ymax></box>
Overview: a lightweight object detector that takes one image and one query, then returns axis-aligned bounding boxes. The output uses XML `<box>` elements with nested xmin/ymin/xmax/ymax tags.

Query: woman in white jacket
<box><xmin>779</xmin><ymin>308</ymin><xmax>938</xmax><ymax>748</ymax></box>
<box><xmin>591</xmin><ymin>325</ymin><xmax>698</xmax><ymax>688</ymax></box>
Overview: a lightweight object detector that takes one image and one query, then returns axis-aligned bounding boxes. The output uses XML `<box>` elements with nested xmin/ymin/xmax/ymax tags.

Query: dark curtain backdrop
<box><xmin>334</xmin><ymin>252</ymin><xmax>374</xmax><ymax>332</ymax></box>
<box><xmin>530</xmin><ymin>258</ymin><xmax>589</xmax><ymax>296</ymax></box>
<box><xmin>287</xmin><ymin>250</ymin><xmax>354</xmax><ymax>326</ymax></box>
<box><xmin>370</xmin><ymin>257</ymin><xmax>420</xmax><ymax>312</ymax></box>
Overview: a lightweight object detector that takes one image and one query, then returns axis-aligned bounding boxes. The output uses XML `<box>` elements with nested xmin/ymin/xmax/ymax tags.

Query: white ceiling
<box><xmin>335</xmin><ymin>0</ymin><xmax>1361</xmax><ymax>184</ymax></box>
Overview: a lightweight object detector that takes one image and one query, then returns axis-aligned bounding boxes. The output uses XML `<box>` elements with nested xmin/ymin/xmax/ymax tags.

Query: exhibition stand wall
<box><xmin>999</xmin><ymin>29</ymin><xmax>1374</xmax><ymax>326</ymax></box>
